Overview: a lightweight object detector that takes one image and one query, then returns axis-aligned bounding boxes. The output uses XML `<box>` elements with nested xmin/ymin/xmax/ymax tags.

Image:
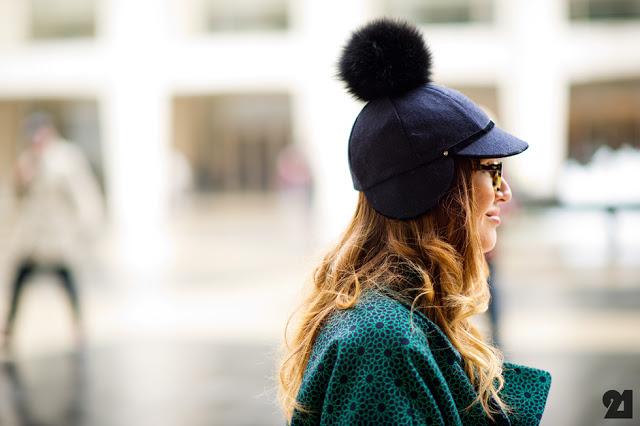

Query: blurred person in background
<box><xmin>279</xmin><ymin>20</ymin><xmax>551</xmax><ymax>425</ymax></box>
<box><xmin>1</xmin><ymin>112</ymin><xmax>104</xmax><ymax>351</ymax></box>
<box><xmin>276</xmin><ymin>144</ymin><xmax>314</xmax><ymax>250</ymax></box>
<box><xmin>276</xmin><ymin>144</ymin><xmax>313</xmax><ymax>203</ymax></box>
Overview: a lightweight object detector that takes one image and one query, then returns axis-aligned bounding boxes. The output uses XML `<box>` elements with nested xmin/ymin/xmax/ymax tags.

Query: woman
<box><xmin>279</xmin><ymin>19</ymin><xmax>551</xmax><ymax>425</ymax></box>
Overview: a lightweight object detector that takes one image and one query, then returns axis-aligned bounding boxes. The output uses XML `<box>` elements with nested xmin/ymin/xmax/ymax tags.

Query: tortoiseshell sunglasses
<box><xmin>473</xmin><ymin>161</ymin><xmax>502</xmax><ymax>191</ymax></box>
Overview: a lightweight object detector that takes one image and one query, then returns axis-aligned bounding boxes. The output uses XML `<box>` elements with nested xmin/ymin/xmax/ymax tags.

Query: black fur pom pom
<box><xmin>338</xmin><ymin>19</ymin><xmax>432</xmax><ymax>102</ymax></box>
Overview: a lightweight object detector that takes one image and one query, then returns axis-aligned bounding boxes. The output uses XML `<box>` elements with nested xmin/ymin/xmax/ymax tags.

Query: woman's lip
<box><xmin>485</xmin><ymin>215</ymin><xmax>501</xmax><ymax>225</ymax></box>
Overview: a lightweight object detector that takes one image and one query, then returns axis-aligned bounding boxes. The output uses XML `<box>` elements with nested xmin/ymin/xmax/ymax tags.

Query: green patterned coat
<box><xmin>291</xmin><ymin>291</ymin><xmax>551</xmax><ymax>425</ymax></box>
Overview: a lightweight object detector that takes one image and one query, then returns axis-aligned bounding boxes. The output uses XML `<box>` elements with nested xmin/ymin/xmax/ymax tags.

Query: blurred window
<box><xmin>202</xmin><ymin>0</ymin><xmax>288</xmax><ymax>31</ymax></box>
<box><xmin>569</xmin><ymin>0</ymin><xmax>640</xmax><ymax>20</ymax></box>
<box><xmin>378</xmin><ymin>0</ymin><xmax>493</xmax><ymax>24</ymax></box>
<box><xmin>569</xmin><ymin>80</ymin><xmax>640</xmax><ymax>163</ymax></box>
<box><xmin>172</xmin><ymin>94</ymin><xmax>292</xmax><ymax>192</ymax></box>
<box><xmin>30</xmin><ymin>0</ymin><xmax>95</xmax><ymax>39</ymax></box>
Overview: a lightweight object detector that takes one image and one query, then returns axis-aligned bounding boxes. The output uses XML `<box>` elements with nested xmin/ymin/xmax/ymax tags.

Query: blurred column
<box><xmin>99</xmin><ymin>0</ymin><xmax>171</xmax><ymax>268</ymax></box>
<box><xmin>293</xmin><ymin>0</ymin><xmax>369</xmax><ymax>244</ymax></box>
<box><xmin>496</xmin><ymin>0</ymin><xmax>569</xmax><ymax>198</ymax></box>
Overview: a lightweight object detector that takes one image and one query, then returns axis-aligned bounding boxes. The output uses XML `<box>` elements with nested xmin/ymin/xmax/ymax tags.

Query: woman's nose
<box><xmin>496</xmin><ymin>177</ymin><xmax>512</xmax><ymax>203</ymax></box>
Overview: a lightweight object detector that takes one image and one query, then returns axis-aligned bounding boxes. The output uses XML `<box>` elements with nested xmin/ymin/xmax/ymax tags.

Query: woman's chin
<box><xmin>480</xmin><ymin>229</ymin><xmax>497</xmax><ymax>254</ymax></box>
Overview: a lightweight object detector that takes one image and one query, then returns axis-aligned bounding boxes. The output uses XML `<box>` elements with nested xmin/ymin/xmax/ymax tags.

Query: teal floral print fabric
<box><xmin>291</xmin><ymin>291</ymin><xmax>551</xmax><ymax>425</ymax></box>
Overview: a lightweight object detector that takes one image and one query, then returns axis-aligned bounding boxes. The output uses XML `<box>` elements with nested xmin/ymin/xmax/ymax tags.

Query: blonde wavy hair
<box><xmin>278</xmin><ymin>158</ymin><xmax>512</xmax><ymax>422</ymax></box>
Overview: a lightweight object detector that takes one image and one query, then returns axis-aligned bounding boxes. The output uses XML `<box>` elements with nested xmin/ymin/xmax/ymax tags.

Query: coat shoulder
<box><xmin>316</xmin><ymin>291</ymin><xmax>435</xmax><ymax>353</ymax></box>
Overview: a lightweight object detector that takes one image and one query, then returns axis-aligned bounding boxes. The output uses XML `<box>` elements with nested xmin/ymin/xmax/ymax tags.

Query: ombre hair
<box><xmin>278</xmin><ymin>158</ymin><xmax>512</xmax><ymax>422</ymax></box>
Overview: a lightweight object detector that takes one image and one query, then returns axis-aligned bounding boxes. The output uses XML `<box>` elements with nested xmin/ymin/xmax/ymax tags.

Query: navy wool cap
<box><xmin>338</xmin><ymin>19</ymin><xmax>528</xmax><ymax>220</ymax></box>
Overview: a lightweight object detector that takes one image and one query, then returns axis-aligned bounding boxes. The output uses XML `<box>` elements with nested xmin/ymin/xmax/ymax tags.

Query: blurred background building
<box><xmin>0</xmin><ymin>0</ymin><xmax>639</xmax><ymax>425</ymax></box>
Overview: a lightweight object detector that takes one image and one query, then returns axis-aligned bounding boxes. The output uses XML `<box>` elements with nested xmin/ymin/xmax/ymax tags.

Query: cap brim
<box><xmin>364</xmin><ymin>157</ymin><xmax>455</xmax><ymax>220</ymax></box>
<box><xmin>452</xmin><ymin>125</ymin><xmax>528</xmax><ymax>158</ymax></box>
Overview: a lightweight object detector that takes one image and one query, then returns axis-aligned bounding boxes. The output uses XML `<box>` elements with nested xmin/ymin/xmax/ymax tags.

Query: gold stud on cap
<box><xmin>443</xmin><ymin>150</ymin><xmax>449</xmax><ymax>156</ymax></box>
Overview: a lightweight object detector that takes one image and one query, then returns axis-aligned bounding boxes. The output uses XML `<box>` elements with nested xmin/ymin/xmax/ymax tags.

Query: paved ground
<box><xmin>0</xmin><ymin>195</ymin><xmax>638</xmax><ymax>425</ymax></box>
<box><xmin>0</xmin><ymin>340</ymin><xmax>284</xmax><ymax>426</ymax></box>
